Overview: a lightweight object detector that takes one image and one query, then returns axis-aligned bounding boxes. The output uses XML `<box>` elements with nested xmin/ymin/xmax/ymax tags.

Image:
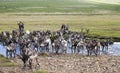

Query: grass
<box><xmin>0</xmin><ymin>14</ymin><xmax>120</xmax><ymax>38</ymax></box>
<box><xmin>0</xmin><ymin>0</ymin><xmax>119</xmax><ymax>13</ymax></box>
<box><xmin>0</xmin><ymin>0</ymin><xmax>120</xmax><ymax>39</ymax></box>
<box><xmin>0</xmin><ymin>54</ymin><xmax>16</xmax><ymax>67</ymax></box>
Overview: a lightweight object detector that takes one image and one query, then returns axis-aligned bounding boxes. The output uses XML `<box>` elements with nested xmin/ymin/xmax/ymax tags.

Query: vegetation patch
<box><xmin>0</xmin><ymin>0</ymin><xmax>119</xmax><ymax>13</ymax></box>
<box><xmin>0</xmin><ymin>0</ymin><xmax>120</xmax><ymax>40</ymax></box>
<box><xmin>0</xmin><ymin>54</ymin><xmax>16</xmax><ymax>67</ymax></box>
<box><xmin>39</xmin><ymin>52</ymin><xmax>49</xmax><ymax>56</ymax></box>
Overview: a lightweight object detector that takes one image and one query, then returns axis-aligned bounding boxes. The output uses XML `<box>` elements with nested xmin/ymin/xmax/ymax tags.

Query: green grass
<box><xmin>0</xmin><ymin>54</ymin><xmax>16</xmax><ymax>67</ymax></box>
<box><xmin>0</xmin><ymin>14</ymin><xmax>120</xmax><ymax>38</ymax></box>
<box><xmin>0</xmin><ymin>0</ymin><xmax>119</xmax><ymax>13</ymax></box>
<box><xmin>0</xmin><ymin>0</ymin><xmax>120</xmax><ymax>39</ymax></box>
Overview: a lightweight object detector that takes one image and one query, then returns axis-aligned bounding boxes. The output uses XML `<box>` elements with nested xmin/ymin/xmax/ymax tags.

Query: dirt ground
<box><xmin>0</xmin><ymin>54</ymin><xmax>120</xmax><ymax>73</ymax></box>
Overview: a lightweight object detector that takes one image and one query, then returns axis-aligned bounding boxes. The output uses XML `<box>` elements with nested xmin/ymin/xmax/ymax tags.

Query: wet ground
<box><xmin>0</xmin><ymin>54</ymin><xmax>120</xmax><ymax>73</ymax></box>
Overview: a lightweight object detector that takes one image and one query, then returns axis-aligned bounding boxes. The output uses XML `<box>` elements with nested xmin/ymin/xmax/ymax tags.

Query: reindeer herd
<box><xmin>0</xmin><ymin>22</ymin><xmax>113</xmax><ymax>69</ymax></box>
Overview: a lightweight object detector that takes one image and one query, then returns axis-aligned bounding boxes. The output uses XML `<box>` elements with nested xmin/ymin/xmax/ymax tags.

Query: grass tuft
<box><xmin>0</xmin><ymin>54</ymin><xmax>16</xmax><ymax>67</ymax></box>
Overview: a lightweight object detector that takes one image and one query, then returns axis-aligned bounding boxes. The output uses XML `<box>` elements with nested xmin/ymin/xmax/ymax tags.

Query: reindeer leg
<box><xmin>106</xmin><ymin>45</ymin><xmax>109</xmax><ymax>52</ymax></box>
<box><xmin>23</xmin><ymin>62</ymin><xmax>26</xmax><ymax>69</ymax></box>
<box><xmin>47</xmin><ymin>47</ymin><xmax>49</xmax><ymax>52</ymax></box>
<box><xmin>90</xmin><ymin>49</ymin><xmax>92</xmax><ymax>56</ymax></box>
<box><xmin>87</xmin><ymin>49</ymin><xmax>90</xmax><ymax>56</ymax></box>
<box><xmin>77</xmin><ymin>47</ymin><xmax>79</xmax><ymax>54</ymax></box>
<box><xmin>6</xmin><ymin>50</ymin><xmax>8</xmax><ymax>58</ymax></box>
<box><xmin>94</xmin><ymin>49</ymin><xmax>97</xmax><ymax>56</ymax></box>
<box><xmin>65</xmin><ymin>47</ymin><xmax>67</xmax><ymax>54</ymax></box>
<box><xmin>102</xmin><ymin>46</ymin><xmax>104</xmax><ymax>52</ymax></box>
<box><xmin>14</xmin><ymin>50</ymin><xmax>16</xmax><ymax>58</ymax></box>
<box><xmin>29</xmin><ymin>59</ymin><xmax>32</xmax><ymax>69</ymax></box>
<box><xmin>10</xmin><ymin>51</ymin><xmax>12</xmax><ymax>59</ymax></box>
<box><xmin>82</xmin><ymin>46</ymin><xmax>84</xmax><ymax>54</ymax></box>
<box><xmin>71</xmin><ymin>47</ymin><xmax>73</xmax><ymax>53</ymax></box>
<box><xmin>22</xmin><ymin>60</ymin><xmax>26</xmax><ymax>69</ymax></box>
<box><xmin>56</xmin><ymin>46</ymin><xmax>59</xmax><ymax>54</ymax></box>
<box><xmin>74</xmin><ymin>47</ymin><xmax>76</xmax><ymax>54</ymax></box>
<box><xmin>35</xmin><ymin>58</ymin><xmax>40</xmax><ymax>69</ymax></box>
<box><xmin>56</xmin><ymin>48</ymin><xmax>58</xmax><ymax>54</ymax></box>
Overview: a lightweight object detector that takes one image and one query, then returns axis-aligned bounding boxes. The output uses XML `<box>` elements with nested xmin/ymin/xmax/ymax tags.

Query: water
<box><xmin>0</xmin><ymin>43</ymin><xmax>6</xmax><ymax>56</ymax></box>
<box><xmin>0</xmin><ymin>42</ymin><xmax>120</xmax><ymax>57</ymax></box>
<box><xmin>0</xmin><ymin>43</ymin><xmax>20</xmax><ymax>57</ymax></box>
<box><xmin>108</xmin><ymin>42</ymin><xmax>120</xmax><ymax>56</ymax></box>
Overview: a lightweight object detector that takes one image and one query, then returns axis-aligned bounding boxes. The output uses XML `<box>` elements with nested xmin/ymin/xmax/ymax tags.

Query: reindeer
<box><xmin>76</xmin><ymin>39</ymin><xmax>85</xmax><ymax>54</ymax></box>
<box><xmin>86</xmin><ymin>39</ymin><xmax>100</xmax><ymax>56</ymax></box>
<box><xmin>6</xmin><ymin>43</ymin><xmax>16</xmax><ymax>59</ymax></box>
<box><xmin>52</xmin><ymin>39</ymin><xmax>61</xmax><ymax>54</ymax></box>
<box><xmin>61</xmin><ymin>38</ymin><xmax>68</xmax><ymax>54</ymax></box>
<box><xmin>17</xmin><ymin>45</ymin><xmax>40</xmax><ymax>69</ymax></box>
<box><xmin>100</xmin><ymin>40</ymin><xmax>109</xmax><ymax>52</ymax></box>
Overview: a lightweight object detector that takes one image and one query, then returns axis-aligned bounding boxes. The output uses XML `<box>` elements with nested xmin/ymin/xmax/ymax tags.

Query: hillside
<box><xmin>0</xmin><ymin>0</ymin><xmax>119</xmax><ymax>14</ymax></box>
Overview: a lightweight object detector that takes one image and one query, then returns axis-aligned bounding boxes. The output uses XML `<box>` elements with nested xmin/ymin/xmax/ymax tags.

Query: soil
<box><xmin>0</xmin><ymin>54</ymin><xmax>120</xmax><ymax>73</ymax></box>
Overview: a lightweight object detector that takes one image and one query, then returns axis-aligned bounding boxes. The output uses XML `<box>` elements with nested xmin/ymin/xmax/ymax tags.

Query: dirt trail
<box><xmin>0</xmin><ymin>54</ymin><xmax>120</xmax><ymax>73</ymax></box>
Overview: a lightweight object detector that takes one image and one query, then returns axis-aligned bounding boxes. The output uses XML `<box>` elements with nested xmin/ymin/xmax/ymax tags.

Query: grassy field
<box><xmin>0</xmin><ymin>0</ymin><xmax>120</xmax><ymax>13</ymax></box>
<box><xmin>0</xmin><ymin>14</ymin><xmax>120</xmax><ymax>38</ymax></box>
<box><xmin>0</xmin><ymin>0</ymin><xmax>120</xmax><ymax>38</ymax></box>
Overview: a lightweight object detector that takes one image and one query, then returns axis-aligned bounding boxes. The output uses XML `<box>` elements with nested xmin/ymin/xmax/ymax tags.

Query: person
<box><xmin>18</xmin><ymin>21</ymin><xmax>24</xmax><ymax>32</ymax></box>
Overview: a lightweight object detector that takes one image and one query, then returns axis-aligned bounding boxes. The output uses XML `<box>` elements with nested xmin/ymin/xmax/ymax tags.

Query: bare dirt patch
<box><xmin>0</xmin><ymin>54</ymin><xmax>120</xmax><ymax>73</ymax></box>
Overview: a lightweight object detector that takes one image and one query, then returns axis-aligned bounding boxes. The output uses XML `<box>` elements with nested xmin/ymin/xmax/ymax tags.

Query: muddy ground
<box><xmin>0</xmin><ymin>54</ymin><xmax>120</xmax><ymax>73</ymax></box>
